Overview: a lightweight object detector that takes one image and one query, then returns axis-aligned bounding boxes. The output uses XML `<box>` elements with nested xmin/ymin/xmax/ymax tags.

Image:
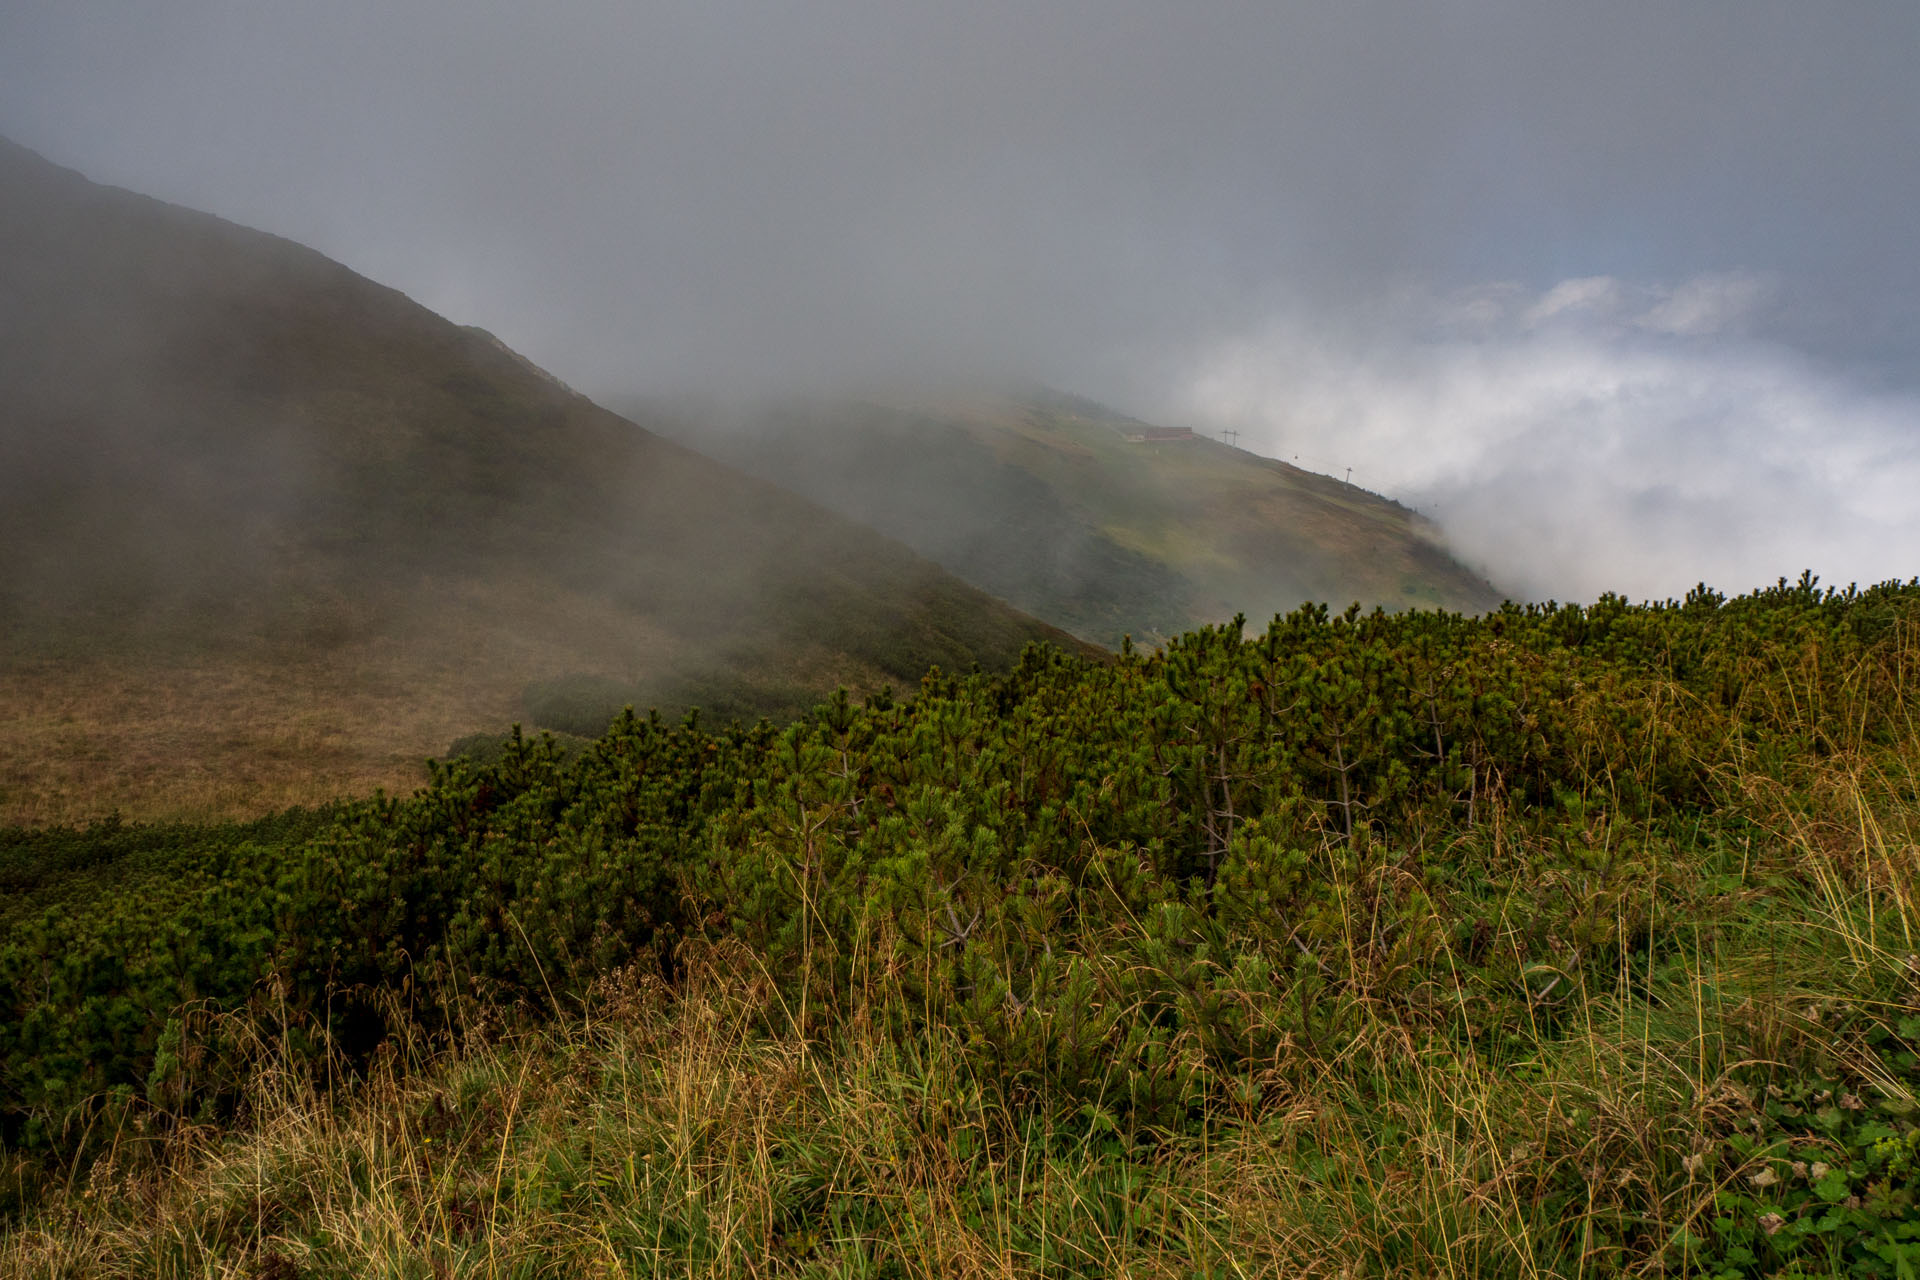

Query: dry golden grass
<box><xmin>7</xmin><ymin>875</ymin><xmax>1905</xmax><ymax>1280</ymax></box>
<box><xmin>0</xmin><ymin>958</ymin><xmax>1352</xmax><ymax>1278</ymax></box>
<box><xmin>0</xmin><ymin>561</ymin><xmax>938</xmax><ymax>826</ymax></box>
<box><xmin>0</xmin><ymin>574</ymin><xmax>694</xmax><ymax>826</ymax></box>
<box><xmin>2</xmin><ymin>650</ymin><xmax>442</xmax><ymax>826</ymax></box>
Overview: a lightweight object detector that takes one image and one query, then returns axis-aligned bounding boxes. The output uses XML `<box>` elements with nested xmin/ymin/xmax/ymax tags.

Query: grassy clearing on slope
<box><xmin>0</xmin><ymin>556</ymin><xmax>1045</xmax><ymax>825</ymax></box>
<box><xmin>0</xmin><ymin>575</ymin><xmax>695</xmax><ymax>826</ymax></box>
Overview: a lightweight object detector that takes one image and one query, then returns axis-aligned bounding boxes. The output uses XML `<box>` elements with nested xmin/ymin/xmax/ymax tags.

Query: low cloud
<box><xmin>2</xmin><ymin>6</ymin><xmax>1915</xmax><ymax>607</ymax></box>
<box><xmin>1635</xmin><ymin>272</ymin><xmax>1772</xmax><ymax>338</ymax></box>
<box><xmin>1469</xmin><ymin>271</ymin><xmax>1775</xmax><ymax>339</ymax></box>
<box><xmin>1181</xmin><ymin>275</ymin><xmax>1920</xmax><ymax>603</ymax></box>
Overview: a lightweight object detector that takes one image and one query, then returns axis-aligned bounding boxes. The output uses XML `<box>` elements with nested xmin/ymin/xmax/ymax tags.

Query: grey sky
<box><xmin>3</xmin><ymin>2</ymin><xmax>1917</xmax><ymax>599</ymax></box>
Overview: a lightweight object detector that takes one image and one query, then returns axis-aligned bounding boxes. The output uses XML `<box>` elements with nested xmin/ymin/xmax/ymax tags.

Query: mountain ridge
<box><xmin>0</xmin><ymin>137</ymin><xmax>1086</xmax><ymax>822</ymax></box>
<box><xmin>648</xmin><ymin>392</ymin><xmax>1503</xmax><ymax>647</ymax></box>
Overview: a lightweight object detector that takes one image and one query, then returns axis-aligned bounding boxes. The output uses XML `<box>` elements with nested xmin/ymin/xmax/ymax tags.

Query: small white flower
<box><xmin>1748</xmin><ymin>1167</ymin><xmax>1779</xmax><ymax>1188</ymax></box>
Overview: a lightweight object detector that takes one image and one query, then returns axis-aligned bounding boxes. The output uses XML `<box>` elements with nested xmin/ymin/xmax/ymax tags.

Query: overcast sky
<box><xmin>3</xmin><ymin>2</ymin><xmax>1916</xmax><ymax>601</ymax></box>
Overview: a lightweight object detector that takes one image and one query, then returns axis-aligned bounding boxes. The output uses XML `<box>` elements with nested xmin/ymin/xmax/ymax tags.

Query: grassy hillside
<box><xmin>2</xmin><ymin>576</ymin><xmax>1917</xmax><ymax>1275</ymax></box>
<box><xmin>647</xmin><ymin>390</ymin><xmax>1503</xmax><ymax>647</ymax></box>
<box><xmin>0</xmin><ymin>138</ymin><xmax>1085</xmax><ymax>822</ymax></box>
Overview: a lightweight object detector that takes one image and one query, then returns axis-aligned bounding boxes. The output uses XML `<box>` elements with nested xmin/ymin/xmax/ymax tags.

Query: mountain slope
<box><xmin>0</xmin><ymin>139</ymin><xmax>1085</xmax><ymax>822</ymax></box>
<box><xmin>648</xmin><ymin>392</ymin><xmax>1504</xmax><ymax>647</ymax></box>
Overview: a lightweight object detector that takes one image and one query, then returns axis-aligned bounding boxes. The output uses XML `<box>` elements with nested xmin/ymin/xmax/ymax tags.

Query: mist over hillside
<box><xmin>5</xmin><ymin>5</ymin><xmax>1912</xmax><ymax>602</ymax></box>
<box><xmin>0</xmin><ymin>138</ymin><xmax>1082</xmax><ymax>821</ymax></box>
<box><xmin>649</xmin><ymin>392</ymin><xmax>1502</xmax><ymax>647</ymax></box>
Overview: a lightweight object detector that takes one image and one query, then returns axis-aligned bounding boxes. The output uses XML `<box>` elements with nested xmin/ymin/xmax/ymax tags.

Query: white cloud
<box><xmin>1526</xmin><ymin>276</ymin><xmax>1624</xmax><ymax>327</ymax></box>
<box><xmin>1180</xmin><ymin>275</ymin><xmax>1920</xmax><ymax>603</ymax></box>
<box><xmin>1635</xmin><ymin>270</ymin><xmax>1773</xmax><ymax>337</ymax></box>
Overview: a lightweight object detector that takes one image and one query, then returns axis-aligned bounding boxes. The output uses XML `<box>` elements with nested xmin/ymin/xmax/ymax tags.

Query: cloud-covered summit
<box><xmin>1182</xmin><ymin>275</ymin><xmax>1920</xmax><ymax>602</ymax></box>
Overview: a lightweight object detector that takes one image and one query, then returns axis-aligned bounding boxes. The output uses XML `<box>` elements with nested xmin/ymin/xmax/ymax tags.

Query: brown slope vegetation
<box><xmin>0</xmin><ymin>138</ymin><xmax>1085</xmax><ymax>823</ymax></box>
<box><xmin>648</xmin><ymin>391</ymin><xmax>1504</xmax><ymax>648</ymax></box>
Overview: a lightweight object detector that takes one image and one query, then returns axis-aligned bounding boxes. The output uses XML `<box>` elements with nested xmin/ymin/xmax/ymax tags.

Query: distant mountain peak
<box><xmin>650</xmin><ymin>390</ymin><xmax>1503</xmax><ymax>647</ymax></box>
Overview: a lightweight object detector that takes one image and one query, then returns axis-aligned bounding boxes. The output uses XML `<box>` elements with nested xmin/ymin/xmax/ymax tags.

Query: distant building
<box><xmin>1123</xmin><ymin>426</ymin><xmax>1193</xmax><ymax>443</ymax></box>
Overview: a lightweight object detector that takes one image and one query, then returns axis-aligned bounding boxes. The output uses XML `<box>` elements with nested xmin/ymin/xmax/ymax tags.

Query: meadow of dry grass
<box><xmin>0</xmin><ymin>575</ymin><xmax>697</xmax><ymax>826</ymax></box>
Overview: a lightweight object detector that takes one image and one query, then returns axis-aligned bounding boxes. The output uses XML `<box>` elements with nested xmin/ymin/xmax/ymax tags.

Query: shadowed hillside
<box><xmin>647</xmin><ymin>391</ymin><xmax>1504</xmax><ymax>647</ymax></box>
<box><xmin>0</xmin><ymin>138</ymin><xmax>1086</xmax><ymax>822</ymax></box>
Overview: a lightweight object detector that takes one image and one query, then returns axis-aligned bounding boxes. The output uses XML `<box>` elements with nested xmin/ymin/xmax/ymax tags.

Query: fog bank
<box><xmin>1179</xmin><ymin>276</ymin><xmax>1920</xmax><ymax>602</ymax></box>
<box><xmin>3</xmin><ymin>2</ymin><xmax>1916</xmax><ymax>600</ymax></box>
